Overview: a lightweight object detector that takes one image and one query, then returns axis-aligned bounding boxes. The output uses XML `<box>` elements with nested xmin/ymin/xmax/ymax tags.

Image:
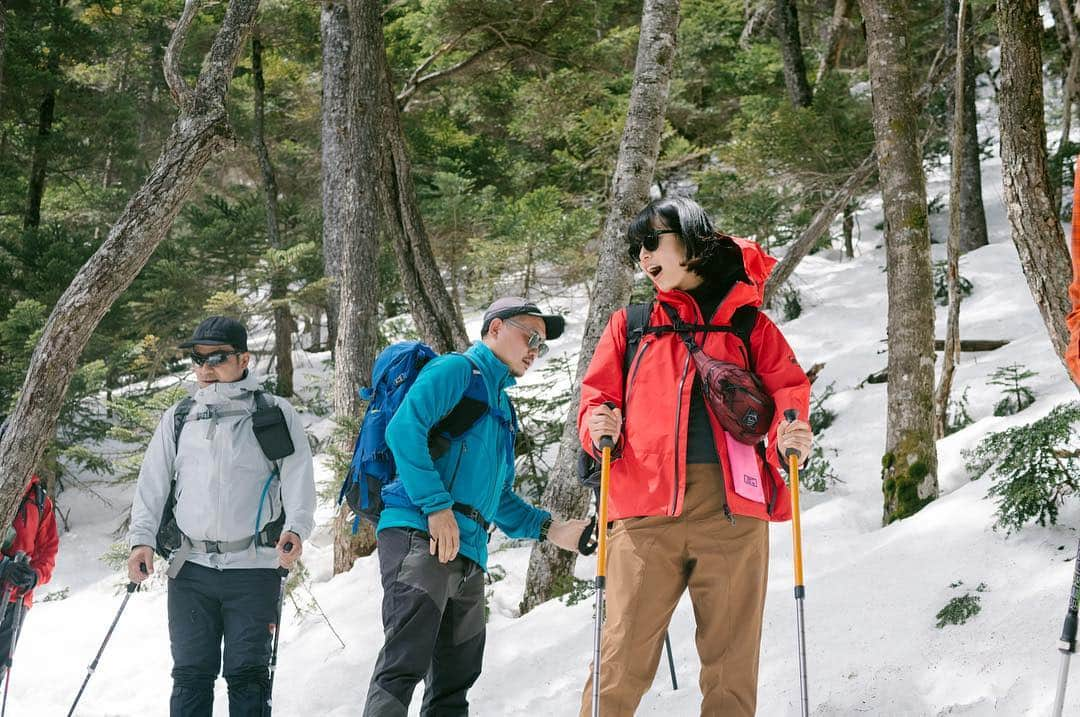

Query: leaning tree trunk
<box><xmin>320</xmin><ymin>0</ymin><xmax>350</xmax><ymax>354</ymax></box>
<box><xmin>945</xmin><ymin>0</ymin><xmax>988</xmax><ymax>253</ymax></box>
<box><xmin>776</xmin><ymin>0</ymin><xmax>813</xmax><ymax>107</ymax></box>
<box><xmin>520</xmin><ymin>0</ymin><xmax>682</xmax><ymax>615</ymax></box>
<box><xmin>816</xmin><ymin>0</ymin><xmax>851</xmax><ymax>85</ymax></box>
<box><xmin>252</xmin><ymin>31</ymin><xmax>294</xmax><ymax>397</ymax></box>
<box><xmin>0</xmin><ymin>0</ymin><xmax>261</xmax><ymax>528</ymax></box>
<box><xmin>935</xmin><ymin>0</ymin><xmax>968</xmax><ymax>440</ymax></box>
<box><xmin>324</xmin><ymin>0</ymin><xmax>381</xmax><ymax>573</ymax></box>
<box><xmin>859</xmin><ymin>0</ymin><xmax>939</xmax><ymax>525</ymax></box>
<box><xmin>355</xmin><ymin>0</ymin><xmax>467</xmax><ymax>353</ymax></box>
<box><xmin>997</xmin><ymin>0</ymin><xmax>1073</xmax><ymax>368</ymax></box>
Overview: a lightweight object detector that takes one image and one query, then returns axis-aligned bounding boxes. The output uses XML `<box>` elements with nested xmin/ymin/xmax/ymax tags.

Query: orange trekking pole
<box><xmin>784</xmin><ymin>408</ymin><xmax>809</xmax><ymax>717</ymax></box>
<box><xmin>591</xmin><ymin>402</ymin><xmax>616</xmax><ymax>716</ymax></box>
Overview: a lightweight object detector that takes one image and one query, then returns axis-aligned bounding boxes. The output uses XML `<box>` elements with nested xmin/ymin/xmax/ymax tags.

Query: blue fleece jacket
<box><xmin>379</xmin><ymin>341</ymin><xmax>550</xmax><ymax>570</ymax></box>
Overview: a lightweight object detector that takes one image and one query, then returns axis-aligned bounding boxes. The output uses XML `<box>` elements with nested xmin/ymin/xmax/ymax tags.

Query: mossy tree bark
<box><xmin>859</xmin><ymin>0</ymin><xmax>939</xmax><ymax>524</ymax></box>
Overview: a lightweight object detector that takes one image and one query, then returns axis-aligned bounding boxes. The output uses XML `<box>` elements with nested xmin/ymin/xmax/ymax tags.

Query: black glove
<box><xmin>6</xmin><ymin>560</ymin><xmax>36</xmax><ymax>592</ymax></box>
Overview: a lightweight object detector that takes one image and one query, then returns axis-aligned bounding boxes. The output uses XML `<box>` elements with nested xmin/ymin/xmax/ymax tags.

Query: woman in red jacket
<box><xmin>0</xmin><ymin>474</ymin><xmax>58</xmax><ymax>681</ymax></box>
<box><xmin>577</xmin><ymin>196</ymin><xmax>813</xmax><ymax>716</ymax></box>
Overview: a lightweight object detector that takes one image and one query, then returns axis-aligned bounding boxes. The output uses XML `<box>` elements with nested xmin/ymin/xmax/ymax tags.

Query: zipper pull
<box><xmin>723</xmin><ymin>503</ymin><xmax>736</xmax><ymax>526</ymax></box>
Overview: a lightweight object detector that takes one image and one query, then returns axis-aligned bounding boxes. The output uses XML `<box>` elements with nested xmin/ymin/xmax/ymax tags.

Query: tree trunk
<box><xmin>936</xmin><ymin>0</ymin><xmax>968</xmax><ymax>440</ymax></box>
<box><xmin>998</xmin><ymin>0</ymin><xmax>1074</xmax><ymax>367</ymax></box>
<box><xmin>816</xmin><ymin>0</ymin><xmax>851</xmax><ymax>85</ymax></box>
<box><xmin>24</xmin><ymin>84</ymin><xmax>56</xmax><ymax>230</ymax></box>
<box><xmin>328</xmin><ymin>0</ymin><xmax>394</xmax><ymax>573</ymax></box>
<box><xmin>775</xmin><ymin>0</ymin><xmax>814</xmax><ymax>107</ymax></box>
<box><xmin>0</xmin><ymin>1</ymin><xmax>8</xmax><ymax>119</ymax></box>
<box><xmin>320</xmin><ymin>0</ymin><xmax>350</xmax><ymax>355</ymax></box>
<box><xmin>859</xmin><ymin>0</ymin><xmax>939</xmax><ymax>525</ymax></box>
<box><xmin>944</xmin><ymin>0</ymin><xmax>988</xmax><ymax>253</ymax></box>
<box><xmin>252</xmin><ymin>32</ymin><xmax>294</xmax><ymax>397</ymax></box>
<box><xmin>520</xmin><ymin>0</ymin><xmax>682</xmax><ymax>615</ymax></box>
<box><xmin>1053</xmin><ymin>0</ymin><xmax>1080</xmax><ymax>217</ymax></box>
<box><xmin>353</xmin><ymin>0</ymin><xmax>467</xmax><ymax>353</ymax></box>
<box><xmin>843</xmin><ymin>202</ymin><xmax>855</xmax><ymax>258</ymax></box>
<box><xmin>0</xmin><ymin>0</ymin><xmax>262</xmax><ymax>528</ymax></box>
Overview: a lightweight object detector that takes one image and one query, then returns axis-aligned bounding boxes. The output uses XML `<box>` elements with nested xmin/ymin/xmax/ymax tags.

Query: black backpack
<box><xmin>154</xmin><ymin>391</ymin><xmax>292</xmax><ymax>559</ymax></box>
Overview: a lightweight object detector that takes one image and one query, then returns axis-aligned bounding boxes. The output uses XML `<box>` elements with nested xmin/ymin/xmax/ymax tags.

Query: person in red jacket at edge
<box><xmin>577</xmin><ymin>196</ymin><xmax>814</xmax><ymax>717</ymax></box>
<box><xmin>0</xmin><ymin>421</ymin><xmax>59</xmax><ymax>682</ymax></box>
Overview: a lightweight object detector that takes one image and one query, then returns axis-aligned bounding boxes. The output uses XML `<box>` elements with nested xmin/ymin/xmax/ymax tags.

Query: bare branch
<box><xmin>397</xmin><ymin>41</ymin><xmax>503</xmax><ymax>109</ymax></box>
<box><xmin>164</xmin><ymin>0</ymin><xmax>202</xmax><ymax>108</ymax></box>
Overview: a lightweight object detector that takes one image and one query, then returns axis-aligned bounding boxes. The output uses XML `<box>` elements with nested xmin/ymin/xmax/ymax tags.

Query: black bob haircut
<box><xmin>626</xmin><ymin>196</ymin><xmax>747</xmax><ymax>288</ymax></box>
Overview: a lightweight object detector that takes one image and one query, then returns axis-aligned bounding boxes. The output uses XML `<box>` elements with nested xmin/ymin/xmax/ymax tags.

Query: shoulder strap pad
<box><xmin>623</xmin><ymin>302</ymin><xmax>653</xmax><ymax>379</ymax></box>
<box><xmin>173</xmin><ymin>396</ymin><xmax>195</xmax><ymax>448</ymax></box>
<box><xmin>730</xmin><ymin>305</ymin><xmax>758</xmax><ymax>370</ymax></box>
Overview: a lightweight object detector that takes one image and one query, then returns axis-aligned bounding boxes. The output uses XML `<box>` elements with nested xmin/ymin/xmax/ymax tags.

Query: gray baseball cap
<box><xmin>481</xmin><ymin>297</ymin><xmax>565</xmax><ymax>340</ymax></box>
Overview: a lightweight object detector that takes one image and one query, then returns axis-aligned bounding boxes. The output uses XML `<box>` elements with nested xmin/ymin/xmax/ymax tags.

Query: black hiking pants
<box><xmin>168</xmin><ymin>562</ymin><xmax>280</xmax><ymax>717</ymax></box>
<box><xmin>363</xmin><ymin>528</ymin><xmax>487</xmax><ymax>717</ymax></box>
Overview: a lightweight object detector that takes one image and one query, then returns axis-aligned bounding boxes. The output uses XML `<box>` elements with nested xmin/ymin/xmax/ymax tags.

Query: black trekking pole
<box><xmin>0</xmin><ymin>590</ymin><xmax>26</xmax><ymax>717</ymax></box>
<box><xmin>67</xmin><ymin>578</ymin><xmax>140</xmax><ymax>717</ymax></box>
<box><xmin>267</xmin><ymin>543</ymin><xmax>293</xmax><ymax>713</ymax></box>
<box><xmin>1052</xmin><ymin>539</ymin><xmax>1080</xmax><ymax>717</ymax></box>
<box><xmin>663</xmin><ymin>633</ymin><xmax>678</xmax><ymax>690</ymax></box>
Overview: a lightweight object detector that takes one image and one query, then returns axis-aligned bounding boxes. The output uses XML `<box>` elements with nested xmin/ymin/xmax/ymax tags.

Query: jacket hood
<box><xmin>192</xmin><ymin>371</ymin><xmax>264</xmax><ymax>405</ymax></box>
<box><xmin>656</xmin><ymin>235</ymin><xmax>777</xmax><ymax>316</ymax></box>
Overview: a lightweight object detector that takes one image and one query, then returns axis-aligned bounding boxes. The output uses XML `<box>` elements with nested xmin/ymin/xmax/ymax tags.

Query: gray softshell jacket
<box><xmin>127</xmin><ymin>372</ymin><xmax>316</xmax><ymax>570</ymax></box>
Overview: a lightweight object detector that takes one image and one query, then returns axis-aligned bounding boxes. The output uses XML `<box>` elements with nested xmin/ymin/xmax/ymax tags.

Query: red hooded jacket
<box><xmin>577</xmin><ymin>237</ymin><xmax>811</xmax><ymax>522</ymax></box>
<box><xmin>4</xmin><ymin>476</ymin><xmax>58</xmax><ymax>607</ymax></box>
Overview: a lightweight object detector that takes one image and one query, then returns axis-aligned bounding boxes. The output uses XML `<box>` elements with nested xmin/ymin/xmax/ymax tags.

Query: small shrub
<box><xmin>800</xmin><ymin>445</ymin><xmax>842</xmax><ymax>492</ymax></box>
<box><xmin>932</xmin><ymin>260</ymin><xmax>974</xmax><ymax>307</ymax></box>
<box><xmin>41</xmin><ymin>587</ymin><xmax>70</xmax><ymax>602</ymax></box>
<box><xmin>963</xmin><ymin>402</ymin><xmax>1080</xmax><ymax>532</ymax></box>
<box><xmin>556</xmin><ymin>575</ymin><xmax>596</xmax><ymax>607</ymax></box>
<box><xmin>945</xmin><ymin>387</ymin><xmax>974</xmax><ymax>436</ymax></box>
<box><xmin>936</xmin><ymin>593</ymin><xmax>982</xmax><ymax>628</ymax></box>
<box><xmin>988</xmin><ymin>363</ymin><xmax>1037</xmax><ymax>416</ymax></box>
<box><xmin>779</xmin><ymin>285</ymin><xmax>802</xmax><ymax>321</ymax></box>
<box><xmin>809</xmin><ymin>382</ymin><xmax>837</xmax><ymax>434</ymax></box>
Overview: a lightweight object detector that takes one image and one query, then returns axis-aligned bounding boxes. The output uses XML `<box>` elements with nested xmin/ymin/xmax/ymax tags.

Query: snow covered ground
<box><xmin>12</xmin><ymin>80</ymin><xmax>1080</xmax><ymax>717</ymax></box>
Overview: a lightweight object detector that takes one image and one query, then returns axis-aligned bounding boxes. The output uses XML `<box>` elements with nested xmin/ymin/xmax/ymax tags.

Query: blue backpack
<box><xmin>337</xmin><ymin>342</ymin><xmax>492</xmax><ymax>529</ymax></box>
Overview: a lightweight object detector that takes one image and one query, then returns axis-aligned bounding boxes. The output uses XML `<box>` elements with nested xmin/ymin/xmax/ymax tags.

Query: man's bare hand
<box><xmin>427</xmin><ymin>509</ymin><xmax>459</xmax><ymax>563</ymax></box>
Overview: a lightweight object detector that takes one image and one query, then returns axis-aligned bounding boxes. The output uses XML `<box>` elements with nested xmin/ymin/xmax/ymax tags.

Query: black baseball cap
<box><xmin>481</xmin><ymin>297</ymin><xmax>565</xmax><ymax>340</ymax></box>
<box><xmin>178</xmin><ymin>316</ymin><xmax>248</xmax><ymax>352</ymax></box>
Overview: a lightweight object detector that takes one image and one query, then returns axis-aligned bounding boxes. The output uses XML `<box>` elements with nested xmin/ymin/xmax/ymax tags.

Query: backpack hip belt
<box><xmin>453</xmin><ymin>502</ymin><xmax>490</xmax><ymax>532</ymax></box>
<box><xmin>165</xmin><ymin>523</ymin><xmax>280</xmax><ymax>578</ymax></box>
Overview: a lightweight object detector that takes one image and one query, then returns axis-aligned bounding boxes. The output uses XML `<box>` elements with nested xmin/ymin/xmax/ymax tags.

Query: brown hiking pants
<box><xmin>579</xmin><ymin>463</ymin><xmax>770</xmax><ymax>717</ymax></box>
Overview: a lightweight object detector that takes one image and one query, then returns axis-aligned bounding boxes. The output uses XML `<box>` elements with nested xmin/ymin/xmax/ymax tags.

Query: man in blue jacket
<box><xmin>363</xmin><ymin>297</ymin><xmax>589</xmax><ymax>717</ymax></box>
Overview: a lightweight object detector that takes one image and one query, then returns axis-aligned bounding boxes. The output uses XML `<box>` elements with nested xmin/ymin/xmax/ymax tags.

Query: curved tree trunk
<box><xmin>0</xmin><ymin>0</ymin><xmax>261</xmax><ymax>528</ymax></box>
<box><xmin>859</xmin><ymin>0</ymin><xmax>939</xmax><ymax>525</ymax></box>
<box><xmin>520</xmin><ymin>0</ymin><xmax>683</xmax><ymax>615</ymax></box>
<box><xmin>775</xmin><ymin>0</ymin><xmax>813</xmax><ymax>107</ymax></box>
<box><xmin>252</xmin><ymin>31</ymin><xmax>294</xmax><ymax>397</ymax></box>
<box><xmin>997</xmin><ymin>0</ymin><xmax>1073</xmax><ymax>368</ymax></box>
<box><xmin>355</xmin><ymin>0</ymin><xmax>467</xmax><ymax>353</ymax></box>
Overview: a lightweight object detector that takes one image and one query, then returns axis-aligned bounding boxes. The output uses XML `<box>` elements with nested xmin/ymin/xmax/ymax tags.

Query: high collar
<box><xmin>656</xmin><ymin>236</ymin><xmax>777</xmax><ymax>324</ymax></box>
<box><xmin>466</xmin><ymin>341</ymin><xmax>516</xmax><ymax>390</ymax></box>
<box><xmin>193</xmin><ymin>371</ymin><xmax>264</xmax><ymax>405</ymax></box>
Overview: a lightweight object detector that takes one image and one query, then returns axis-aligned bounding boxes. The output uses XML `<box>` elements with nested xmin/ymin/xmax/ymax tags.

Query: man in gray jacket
<box><xmin>126</xmin><ymin>316</ymin><xmax>315</xmax><ymax>717</ymax></box>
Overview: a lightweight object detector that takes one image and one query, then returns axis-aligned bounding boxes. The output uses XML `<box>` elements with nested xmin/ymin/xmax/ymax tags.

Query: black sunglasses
<box><xmin>190</xmin><ymin>350</ymin><xmax>242</xmax><ymax>367</ymax></box>
<box><xmin>628</xmin><ymin>228</ymin><xmax>680</xmax><ymax>262</ymax></box>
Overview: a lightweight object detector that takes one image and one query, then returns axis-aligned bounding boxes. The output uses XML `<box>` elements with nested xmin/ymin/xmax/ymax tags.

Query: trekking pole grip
<box><xmin>599</xmin><ymin>400</ymin><xmax>617</xmax><ymax>450</ymax></box>
<box><xmin>783</xmin><ymin>409</ymin><xmax>799</xmax><ymax>458</ymax></box>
